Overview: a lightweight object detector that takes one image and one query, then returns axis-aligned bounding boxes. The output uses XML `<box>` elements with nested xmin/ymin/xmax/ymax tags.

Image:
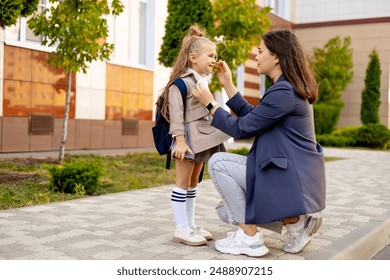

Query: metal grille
<box><xmin>122</xmin><ymin>119</ymin><xmax>138</xmax><ymax>135</ymax></box>
<box><xmin>28</xmin><ymin>113</ymin><xmax>54</xmax><ymax>135</ymax></box>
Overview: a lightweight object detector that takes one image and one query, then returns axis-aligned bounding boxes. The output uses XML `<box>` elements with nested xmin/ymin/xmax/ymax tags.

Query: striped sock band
<box><xmin>186</xmin><ymin>188</ymin><xmax>196</xmax><ymax>199</ymax></box>
<box><xmin>171</xmin><ymin>186</ymin><xmax>187</xmax><ymax>227</ymax></box>
<box><xmin>171</xmin><ymin>187</ymin><xmax>187</xmax><ymax>202</ymax></box>
<box><xmin>186</xmin><ymin>187</ymin><xmax>197</xmax><ymax>230</ymax></box>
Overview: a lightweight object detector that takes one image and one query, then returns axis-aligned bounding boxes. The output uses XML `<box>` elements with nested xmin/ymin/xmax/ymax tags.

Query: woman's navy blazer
<box><xmin>211</xmin><ymin>76</ymin><xmax>326</xmax><ymax>224</ymax></box>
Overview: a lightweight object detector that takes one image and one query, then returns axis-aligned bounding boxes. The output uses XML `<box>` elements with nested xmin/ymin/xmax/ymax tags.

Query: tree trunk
<box><xmin>58</xmin><ymin>72</ymin><xmax>72</xmax><ymax>162</ymax></box>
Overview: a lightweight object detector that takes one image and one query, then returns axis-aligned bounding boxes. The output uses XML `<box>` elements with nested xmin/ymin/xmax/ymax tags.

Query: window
<box><xmin>139</xmin><ymin>1</ymin><xmax>147</xmax><ymax>65</ymax></box>
<box><xmin>263</xmin><ymin>0</ymin><xmax>290</xmax><ymax>20</ymax></box>
<box><xmin>111</xmin><ymin>0</ymin><xmax>155</xmax><ymax>69</ymax></box>
<box><xmin>22</xmin><ymin>0</ymin><xmax>47</xmax><ymax>43</ymax></box>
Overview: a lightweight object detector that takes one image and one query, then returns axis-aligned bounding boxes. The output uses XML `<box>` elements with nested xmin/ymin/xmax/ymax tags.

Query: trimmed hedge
<box><xmin>317</xmin><ymin>124</ymin><xmax>390</xmax><ymax>149</ymax></box>
<box><xmin>356</xmin><ymin>123</ymin><xmax>390</xmax><ymax>148</ymax></box>
<box><xmin>316</xmin><ymin>134</ymin><xmax>357</xmax><ymax>147</ymax></box>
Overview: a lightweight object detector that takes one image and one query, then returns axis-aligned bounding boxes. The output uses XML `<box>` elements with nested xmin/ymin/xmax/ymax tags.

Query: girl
<box><xmin>157</xmin><ymin>25</ymin><xmax>230</xmax><ymax>246</ymax></box>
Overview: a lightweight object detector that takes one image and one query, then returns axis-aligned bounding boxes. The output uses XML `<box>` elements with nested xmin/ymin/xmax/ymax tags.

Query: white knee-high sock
<box><xmin>186</xmin><ymin>187</ymin><xmax>197</xmax><ymax>230</ymax></box>
<box><xmin>171</xmin><ymin>186</ymin><xmax>188</xmax><ymax>230</ymax></box>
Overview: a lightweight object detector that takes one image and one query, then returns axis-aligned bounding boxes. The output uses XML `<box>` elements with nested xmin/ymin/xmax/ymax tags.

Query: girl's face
<box><xmin>190</xmin><ymin>44</ymin><xmax>217</xmax><ymax>77</ymax></box>
<box><xmin>255</xmin><ymin>40</ymin><xmax>279</xmax><ymax>76</ymax></box>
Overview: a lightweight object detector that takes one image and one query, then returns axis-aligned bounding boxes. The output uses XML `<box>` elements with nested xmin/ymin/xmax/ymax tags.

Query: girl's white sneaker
<box><xmin>193</xmin><ymin>226</ymin><xmax>213</xmax><ymax>240</ymax></box>
<box><xmin>172</xmin><ymin>228</ymin><xmax>207</xmax><ymax>246</ymax></box>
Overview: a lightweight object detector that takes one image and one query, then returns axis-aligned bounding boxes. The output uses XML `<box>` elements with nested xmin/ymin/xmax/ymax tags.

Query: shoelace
<box><xmin>188</xmin><ymin>230</ymin><xmax>199</xmax><ymax>237</ymax></box>
<box><xmin>192</xmin><ymin>226</ymin><xmax>204</xmax><ymax>234</ymax></box>
<box><xmin>194</xmin><ymin>226</ymin><xmax>202</xmax><ymax>232</ymax></box>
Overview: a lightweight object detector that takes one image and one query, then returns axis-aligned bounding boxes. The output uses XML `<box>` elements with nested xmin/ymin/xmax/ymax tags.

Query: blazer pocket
<box><xmin>260</xmin><ymin>157</ymin><xmax>288</xmax><ymax>170</ymax></box>
<box><xmin>197</xmin><ymin>124</ymin><xmax>216</xmax><ymax>135</ymax></box>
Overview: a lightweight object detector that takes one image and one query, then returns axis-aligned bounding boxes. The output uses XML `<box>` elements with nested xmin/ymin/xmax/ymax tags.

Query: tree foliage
<box><xmin>28</xmin><ymin>0</ymin><xmax>124</xmax><ymax>74</ymax></box>
<box><xmin>311</xmin><ymin>36</ymin><xmax>354</xmax><ymax>134</ymax></box>
<box><xmin>0</xmin><ymin>0</ymin><xmax>39</xmax><ymax>28</ymax></box>
<box><xmin>158</xmin><ymin>0</ymin><xmax>270</xmax><ymax>92</ymax></box>
<box><xmin>212</xmin><ymin>0</ymin><xmax>270</xmax><ymax>90</ymax></box>
<box><xmin>27</xmin><ymin>0</ymin><xmax>124</xmax><ymax>162</ymax></box>
<box><xmin>361</xmin><ymin>49</ymin><xmax>381</xmax><ymax>125</ymax></box>
<box><xmin>158</xmin><ymin>0</ymin><xmax>214</xmax><ymax>67</ymax></box>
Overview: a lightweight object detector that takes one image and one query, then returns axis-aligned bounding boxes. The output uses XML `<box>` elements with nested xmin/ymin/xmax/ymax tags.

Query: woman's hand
<box><xmin>171</xmin><ymin>136</ymin><xmax>193</xmax><ymax>161</ymax></box>
<box><xmin>192</xmin><ymin>83</ymin><xmax>214</xmax><ymax>106</ymax></box>
<box><xmin>215</xmin><ymin>61</ymin><xmax>233</xmax><ymax>87</ymax></box>
<box><xmin>214</xmin><ymin>61</ymin><xmax>238</xmax><ymax>99</ymax></box>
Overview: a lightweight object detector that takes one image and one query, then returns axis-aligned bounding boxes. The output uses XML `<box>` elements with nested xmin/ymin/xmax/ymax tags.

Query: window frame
<box><xmin>5</xmin><ymin>0</ymin><xmax>54</xmax><ymax>53</ymax></box>
<box><xmin>110</xmin><ymin>0</ymin><xmax>155</xmax><ymax>70</ymax></box>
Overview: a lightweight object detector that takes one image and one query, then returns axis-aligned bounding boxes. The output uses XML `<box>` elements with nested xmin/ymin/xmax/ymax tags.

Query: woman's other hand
<box><xmin>214</xmin><ymin>61</ymin><xmax>238</xmax><ymax>98</ymax></box>
<box><xmin>192</xmin><ymin>83</ymin><xmax>214</xmax><ymax>106</ymax></box>
<box><xmin>215</xmin><ymin>61</ymin><xmax>233</xmax><ymax>87</ymax></box>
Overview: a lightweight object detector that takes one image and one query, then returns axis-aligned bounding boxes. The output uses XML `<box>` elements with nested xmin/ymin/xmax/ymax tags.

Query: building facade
<box><xmin>0</xmin><ymin>0</ymin><xmax>157</xmax><ymax>153</ymax></box>
<box><xmin>0</xmin><ymin>0</ymin><xmax>389</xmax><ymax>153</ymax></box>
<box><xmin>293</xmin><ymin>0</ymin><xmax>390</xmax><ymax>128</ymax></box>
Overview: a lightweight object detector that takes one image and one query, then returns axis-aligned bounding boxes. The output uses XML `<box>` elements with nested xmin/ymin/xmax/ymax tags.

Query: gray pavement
<box><xmin>0</xmin><ymin>144</ymin><xmax>389</xmax><ymax>260</ymax></box>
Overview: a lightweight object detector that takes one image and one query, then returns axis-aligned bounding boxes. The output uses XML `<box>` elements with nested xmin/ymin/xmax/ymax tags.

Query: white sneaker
<box><xmin>215</xmin><ymin>228</ymin><xmax>269</xmax><ymax>257</ymax></box>
<box><xmin>193</xmin><ymin>226</ymin><xmax>213</xmax><ymax>240</ymax></box>
<box><xmin>172</xmin><ymin>228</ymin><xmax>207</xmax><ymax>246</ymax></box>
<box><xmin>282</xmin><ymin>215</ymin><xmax>323</xmax><ymax>254</ymax></box>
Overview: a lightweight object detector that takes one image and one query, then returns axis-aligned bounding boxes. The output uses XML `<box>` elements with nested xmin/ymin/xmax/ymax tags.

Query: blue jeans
<box><xmin>208</xmin><ymin>152</ymin><xmax>247</xmax><ymax>225</ymax></box>
<box><xmin>208</xmin><ymin>152</ymin><xmax>283</xmax><ymax>233</ymax></box>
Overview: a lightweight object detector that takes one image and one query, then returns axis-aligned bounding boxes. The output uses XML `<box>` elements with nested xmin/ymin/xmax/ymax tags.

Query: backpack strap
<box><xmin>173</xmin><ymin>78</ymin><xmax>187</xmax><ymax>112</ymax></box>
<box><xmin>165</xmin><ymin>78</ymin><xmax>187</xmax><ymax>169</ymax></box>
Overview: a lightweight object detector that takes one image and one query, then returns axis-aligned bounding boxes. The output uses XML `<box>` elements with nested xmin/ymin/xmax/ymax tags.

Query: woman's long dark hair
<box><xmin>262</xmin><ymin>29</ymin><xmax>318</xmax><ymax>104</ymax></box>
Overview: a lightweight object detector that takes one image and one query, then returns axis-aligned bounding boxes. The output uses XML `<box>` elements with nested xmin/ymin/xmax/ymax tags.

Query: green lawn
<box><xmin>0</xmin><ymin>152</ymin><xmax>181</xmax><ymax>210</ymax></box>
<box><xmin>0</xmin><ymin>151</ymin><xmax>339</xmax><ymax>210</ymax></box>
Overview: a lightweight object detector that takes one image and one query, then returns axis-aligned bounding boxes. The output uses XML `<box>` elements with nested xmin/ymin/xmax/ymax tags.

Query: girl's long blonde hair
<box><xmin>156</xmin><ymin>25</ymin><xmax>215</xmax><ymax>121</ymax></box>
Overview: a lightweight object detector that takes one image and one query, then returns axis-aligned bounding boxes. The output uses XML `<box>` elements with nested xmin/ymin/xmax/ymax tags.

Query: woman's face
<box><xmin>255</xmin><ymin>40</ymin><xmax>278</xmax><ymax>76</ymax></box>
<box><xmin>190</xmin><ymin>43</ymin><xmax>217</xmax><ymax>77</ymax></box>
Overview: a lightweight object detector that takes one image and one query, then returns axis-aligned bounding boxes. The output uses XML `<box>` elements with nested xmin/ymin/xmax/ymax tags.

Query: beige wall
<box><xmin>295</xmin><ymin>22</ymin><xmax>390</xmax><ymax>128</ymax></box>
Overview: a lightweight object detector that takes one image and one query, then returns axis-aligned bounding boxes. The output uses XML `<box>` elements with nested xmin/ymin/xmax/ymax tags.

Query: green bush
<box><xmin>361</xmin><ymin>50</ymin><xmax>381</xmax><ymax>125</ymax></box>
<box><xmin>229</xmin><ymin>147</ymin><xmax>249</xmax><ymax>156</ymax></box>
<box><xmin>317</xmin><ymin>124</ymin><xmax>390</xmax><ymax>149</ymax></box>
<box><xmin>316</xmin><ymin>134</ymin><xmax>357</xmax><ymax>147</ymax></box>
<box><xmin>384</xmin><ymin>139</ymin><xmax>390</xmax><ymax>149</ymax></box>
<box><xmin>158</xmin><ymin>0</ymin><xmax>214</xmax><ymax>67</ymax></box>
<box><xmin>314</xmin><ymin>102</ymin><xmax>344</xmax><ymax>134</ymax></box>
<box><xmin>47</xmin><ymin>159</ymin><xmax>103</xmax><ymax>194</ymax></box>
<box><xmin>356</xmin><ymin>123</ymin><xmax>390</xmax><ymax>148</ymax></box>
<box><xmin>311</xmin><ymin>36</ymin><xmax>353</xmax><ymax>134</ymax></box>
<box><xmin>0</xmin><ymin>0</ymin><xmax>39</xmax><ymax>28</ymax></box>
<box><xmin>331</xmin><ymin>126</ymin><xmax>360</xmax><ymax>138</ymax></box>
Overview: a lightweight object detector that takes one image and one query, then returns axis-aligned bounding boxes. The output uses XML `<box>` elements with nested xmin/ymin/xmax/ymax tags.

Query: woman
<box><xmin>192</xmin><ymin>29</ymin><xmax>326</xmax><ymax>257</ymax></box>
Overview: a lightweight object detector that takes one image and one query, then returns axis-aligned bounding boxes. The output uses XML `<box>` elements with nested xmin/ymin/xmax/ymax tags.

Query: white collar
<box><xmin>185</xmin><ymin>68</ymin><xmax>212</xmax><ymax>84</ymax></box>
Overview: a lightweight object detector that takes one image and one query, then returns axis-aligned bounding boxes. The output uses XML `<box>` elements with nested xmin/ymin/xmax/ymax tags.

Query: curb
<box><xmin>308</xmin><ymin>210</ymin><xmax>390</xmax><ymax>259</ymax></box>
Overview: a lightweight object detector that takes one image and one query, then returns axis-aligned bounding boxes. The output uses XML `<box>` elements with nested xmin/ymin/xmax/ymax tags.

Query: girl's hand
<box><xmin>171</xmin><ymin>136</ymin><xmax>193</xmax><ymax>161</ymax></box>
<box><xmin>192</xmin><ymin>83</ymin><xmax>214</xmax><ymax>106</ymax></box>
